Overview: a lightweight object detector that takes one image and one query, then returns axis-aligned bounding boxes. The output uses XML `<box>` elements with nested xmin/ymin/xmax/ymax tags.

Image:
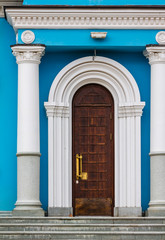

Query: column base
<box><xmin>147</xmin><ymin>207</ymin><xmax>165</xmax><ymax>217</ymax></box>
<box><xmin>147</xmin><ymin>200</ymin><xmax>165</xmax><ymax>216</ymax></box>
<box><xmin>48</xmin><ymin>207</ymin><xmax>73</xmax><ymax>216</ymax></box>
<box><xmin>12</xmin><ymin>208</ymin><xmax>45</xmax><ymax>217</ymax></box>
<box><xmin>114</xmin><ymin>207</ymin><xmax>142</xmax><ymax>217</ymax></box>
<box><xmin>13</xmin><ymin>201</ymin><xmax>45</xmax><ymax>217</ymax></box>
<box><xmin>148</xmin><ymin>153</ymin><xmax>165</xmax><ymax>217</ymax></box>
<box><xmin>14</xmin><ymin>153</ymin><xmax>44</xmax><ymax>217</ymax></box>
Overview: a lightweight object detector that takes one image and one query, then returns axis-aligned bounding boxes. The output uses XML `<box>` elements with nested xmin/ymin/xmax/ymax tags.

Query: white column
<box><xmin>144</xmin><ymin>45</ymin><xmax>165</xmax><ymax>216</ymax></box>
<box><xmin>11</xmin><ymin>44</ymin><xmax>45</xmax><ymax>216</ymax></box>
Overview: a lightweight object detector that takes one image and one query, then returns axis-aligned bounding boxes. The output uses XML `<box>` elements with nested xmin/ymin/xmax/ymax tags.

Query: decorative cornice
<box><xmin>11</xmin><ymin>45</ymin><xmax>45</xmax><ymax>64</ymax></box>
<box><xmin>0</xmin><ymin>6</ymin><xmax>3</xmax><ymax>17</ymax></box>
<box><xmin>5</xmin><ymin>8</ymin><xmax>165</xmax><ymax>31</ymax></box>
<box><xmin>44</xmin><ymin>103</ymin><xmax>69</xmax><ymax>118</ymax></box>
<box><xmin>0</xmin><ymin>1</ymin><xmax>22</xmax><ymax>17</ymax></box>
<box><xmin>144</xmin><ymin>46</ymin><xmax>165</xmax><ymax>64</ymax></box>
<box><xmin>118</xmin><ymin>102</ymin><xmax>145</xmax><ymax>118</ymax></box>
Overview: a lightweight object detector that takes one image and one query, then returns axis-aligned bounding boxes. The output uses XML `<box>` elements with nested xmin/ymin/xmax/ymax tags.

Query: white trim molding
<box><xmin>44</xmin><ymin>56</ymin><xmax>145</xmax><ymax>216</ymax></box>
<box><xmin>5</xmin><ymin>8</ymin><xmax>165</xmax><ymax>32</ymax></box>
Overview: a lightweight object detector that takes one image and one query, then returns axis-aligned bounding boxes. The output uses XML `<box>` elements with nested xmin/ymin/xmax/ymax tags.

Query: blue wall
<box><xmin>23</xmin><ymin>0</ymin><xmax>165</xmax><ymax>5</ymax></box>
<box><xmin>0</xmin><ymin>18</ymin><xmax>150</xmax><ymax>212</ymax></box>
<box><xmin>0</xmin><ymin>18</ymin><xmax>17</xmax><ymax>211</ymax></box>
<box><xmin>18</xmin><ymin>29</ymin><xmax>158</xmax><ymax>49</ymax></box>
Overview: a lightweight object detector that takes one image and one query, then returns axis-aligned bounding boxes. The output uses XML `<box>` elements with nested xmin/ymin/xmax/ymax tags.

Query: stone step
<box><xmin>0</xmin><ymin>223</ymin><xmax>165</xmax><ymax>232</ymax></box>
<box><xmin>0</xmin><ymin>212</ymin><xmax>12</xmax><ymax>217</ymax></box>
<box><xmin>0</xmin><ymin>217</ymin><xmax>165</xmax><ymax>224</ymax></box>
<box><xmin>0</xmin><ymin>217</ymin><xmax>165</xmax><ymax>239</ymax></box>
<box><xmin>0</xmin><ymin>231</ymin><xmax>165</xmax><ymax>240</ymax></box>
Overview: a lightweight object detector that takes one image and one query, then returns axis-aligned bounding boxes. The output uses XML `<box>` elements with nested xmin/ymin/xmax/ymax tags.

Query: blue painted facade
<box><xmin>23</xmin><ymin>0</ymin><xmax>165</xmax><ymax>6</ymax></box>
<box><xmin>18</xmin><ymin>29</ymin><xmax>158</xmax><ymax>49</ymax></box>
<box><xmin>0</xmin><ymin>18</ymin><xmax>17</xmax><ymax>211</ymax></box>
<box><xmin>2</xmin><ymin>0</ymin><xmax>163</xmax><ymax>214</ymax></box>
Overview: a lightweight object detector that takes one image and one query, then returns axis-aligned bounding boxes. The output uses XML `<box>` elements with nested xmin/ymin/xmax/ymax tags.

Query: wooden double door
<box><xmin>72</xmin><ymin>84</ymin><xmax>114</xmax><ymax>216</ymax></box>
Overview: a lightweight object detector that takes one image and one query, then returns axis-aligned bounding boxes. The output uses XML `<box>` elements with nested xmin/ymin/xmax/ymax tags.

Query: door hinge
<box><xmin>110</xmin><ymin>133</ymin><xmax>113</xmax><ymax>141</ymax></box>
<box><xmin>110</xmin><ymin>112</ymin><xmax>112</xmax><ymax>120</ymax></box>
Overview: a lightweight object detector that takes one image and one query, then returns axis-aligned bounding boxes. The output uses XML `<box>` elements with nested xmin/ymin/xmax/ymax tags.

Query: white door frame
<box><xmin>44</xmin><ymin>56</ymin><xmax>145</xmax><ymax>216</ymax></box>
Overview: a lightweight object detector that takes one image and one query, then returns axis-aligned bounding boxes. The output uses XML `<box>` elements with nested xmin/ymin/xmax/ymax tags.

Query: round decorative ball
<box><xmin>21</xmin><ymin>30</ymin><xmax>35</xmax><ymax>44</ymax></box>
<box><xmin>156</xmin><ymin>31</ymin><xmax>165</xmax><ymax>44</ymax></box>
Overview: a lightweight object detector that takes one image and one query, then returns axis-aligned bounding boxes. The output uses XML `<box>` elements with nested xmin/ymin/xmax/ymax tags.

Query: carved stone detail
<box><xmin>11</xmin><ymin>45</ymin><xmax>45</xmax><ymax>64</ymax></box>
<box><xmin>156</xmin><ymin>31</ymin><xmax>165</xmax><ymax>44</ymax></box>
<box><xmin>6</xmin><ymin>8</ymin><xmax>165</xmax><ymax>31</ymax></box>
<box><xmin>91</xmin><ymin>32</ymin><xmax>107</xmax><ymax>39</ymax></box>
<box><xmin>21</xmin><ymin>30</ymin><xmax>35</xmax><ymax>44</ymax></box>
<box><xmin>118</xmin><ymin>104</ymin><xmax>144</xmax><ymax>118</ymax></box>
<box><xmin>144</xmin><ymin>46</ymin><xmax>165</xmax><ymax>64</ymax></box>
<box><xmin>45</xmin><ymin>104</ymin><xmax>70</xmax><ymax>118</ymax></box>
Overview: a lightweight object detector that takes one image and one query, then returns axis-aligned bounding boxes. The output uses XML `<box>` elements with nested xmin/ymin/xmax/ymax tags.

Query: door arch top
<box><xmin>47</xmin><ymin>56</ymin><xmax>143</xmax><ymax>106</ymax></box>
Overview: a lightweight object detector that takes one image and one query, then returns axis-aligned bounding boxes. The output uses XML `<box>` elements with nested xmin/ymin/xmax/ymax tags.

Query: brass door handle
<box><xmin>76</xmin><ymin>154</ymin><xmax>88</xmax><ymax>180</ymax></box>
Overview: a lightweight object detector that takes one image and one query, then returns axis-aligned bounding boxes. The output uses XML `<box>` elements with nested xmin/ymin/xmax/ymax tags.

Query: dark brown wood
<box><xmin>72</xmin><ymin>84</ymin><xmax>114</xmax><ymax>216</ymax></box>
<box><xmin>75</xmin><ymin>198</ymin><xmax>113</xmax><ymax>216</ymax></box>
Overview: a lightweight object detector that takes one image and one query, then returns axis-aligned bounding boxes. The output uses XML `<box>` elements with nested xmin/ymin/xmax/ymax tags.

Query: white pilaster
<box><xmin>115</xmin><ymin>104</ymin><xmax>144</xmax><ymax>216</ymax></box>
<box><xmin>45</xmin><ymin>104</ymin><xmax>71</xmax><ymax>216</ymax></box>
<box><xmin>11</xmin><ymin>44</ymin><xmax>45</xmax><ymax>216</ymax></box>
<box><xmin>144</xmin><ymin>45</ymin><xmax>165</xmax><ymax>216</ymax></box>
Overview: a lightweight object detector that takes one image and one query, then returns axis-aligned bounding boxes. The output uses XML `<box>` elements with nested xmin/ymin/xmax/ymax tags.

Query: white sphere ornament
<box><xmin>156</xmin><ymin>31</ymin><xmax>165</xmax><ymax>45</ymax></box>
<box><xmin>21</xmin><ymin>30</ymin><xmax>35</xmax><ymax>44</ymax></box>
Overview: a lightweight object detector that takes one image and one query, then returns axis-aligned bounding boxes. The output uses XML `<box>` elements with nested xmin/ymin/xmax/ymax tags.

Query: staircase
<box><xmin>0</xmin><ymin>216</ymin><xmax>165</xmax><ymax>239</ymax></box>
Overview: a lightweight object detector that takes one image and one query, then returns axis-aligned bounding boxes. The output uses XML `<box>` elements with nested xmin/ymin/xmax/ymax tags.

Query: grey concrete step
<box><xmin>0</xmin><ymin>212</ymin><xmax>12</xmax><ymax>217</ymax></box>
<box><xmin>0</xmin><ymin>217</ymin><xmax>165</xmax><ymax>239</ymax></box>
<box><xmin>1</xmin><ymin>217</ymin><xmax>165</xmax><ymax>224</ymax></box>
<box><xmin>0</xmin><ymin>223</ymin><xmax>165</xmax><ymax>232</ymax></box>
<box><xmin>0</xmin><ymin>231</ymin><xmax>165</xmax><ymax>240</ymax></box>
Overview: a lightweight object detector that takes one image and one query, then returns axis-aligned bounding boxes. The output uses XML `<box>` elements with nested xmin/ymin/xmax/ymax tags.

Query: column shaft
<box><xmin>18</xmin><ymin>63</ymin><xmax>40</xmax><ymax>153</ymax></box>
<box><xmin>151</xmin><ymin>63</ymin><xmax>165</xmax><ymax>151</ymax></box>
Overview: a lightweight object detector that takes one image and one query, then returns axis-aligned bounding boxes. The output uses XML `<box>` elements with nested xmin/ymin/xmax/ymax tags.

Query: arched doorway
<box><xmin>45</xmin><ymin>56</ymin><xmax>145</xmax><ymax>216</ymax></box>
<box><xmin>72</xmin><ymin>84</ymin><xmax>114</xmax><ymax>216</ymax></box>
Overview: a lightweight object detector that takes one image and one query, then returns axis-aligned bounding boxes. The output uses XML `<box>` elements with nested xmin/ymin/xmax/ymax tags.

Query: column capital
<box><xmin>44</xmin><ymin>102</ymin><xmax>70</xmax><ymax>118</ymax></box>
<box><xmin>144</xmin><ymin>45</ymin><xmax>165</xmax><ymax>65</ymax></box>
<box><xmin>118</xmin><ymin>102</ymin><xmax>145</xmax><ymax>118</ymax></box>
<box><xmin>11</xmin><ymin>44</ymin><xmax>45</xmax><ymax>64</ymax></box>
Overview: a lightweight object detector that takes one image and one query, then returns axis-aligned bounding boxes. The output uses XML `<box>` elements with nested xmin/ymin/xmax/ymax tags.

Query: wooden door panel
<box><xmin>72</xmin><ymin>84</ymin><xmax>114</xmax><ymax>216</ymax></box>
<box><xmin>75</xmin><ymin>198</ymin><xmax>113</xmax><ymax>216</ymax></box>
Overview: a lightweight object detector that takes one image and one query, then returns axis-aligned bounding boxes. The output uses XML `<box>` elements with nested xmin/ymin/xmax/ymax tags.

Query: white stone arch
<box><xmin>44</xmin><ymin>56</ymin><xmax>145</xmax><ymax>216</ymax></box>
